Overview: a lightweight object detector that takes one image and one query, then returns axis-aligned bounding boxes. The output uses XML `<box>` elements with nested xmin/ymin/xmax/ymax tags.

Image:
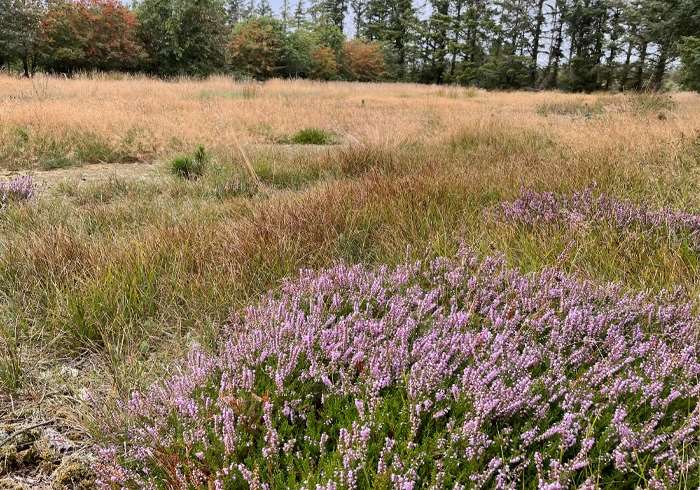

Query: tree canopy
<box><xmin>0</xmin><ymin>0</ymin><xmax>699</xmax><ymax>91</ymax></box>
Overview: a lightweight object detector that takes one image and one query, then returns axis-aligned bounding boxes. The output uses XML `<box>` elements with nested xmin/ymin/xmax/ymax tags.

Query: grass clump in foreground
<box><xmin>170</xmin><ymin>145</ymin><xmax>209</xmax><ymax>180</ymax></box>
<box><xmin>96</xmin><ymin>249</ymin><xmax>699</xmax><ymax>488</ymax></box>
<box><xmin>286</xmin><ymin>128</ymin><xmax>336</xmax><ymax>145</ymax></box>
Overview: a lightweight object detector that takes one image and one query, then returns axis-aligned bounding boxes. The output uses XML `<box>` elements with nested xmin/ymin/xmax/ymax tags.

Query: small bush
<box><xmin>74</xmin><ymin>132</ymin><xmax>119</xmax><ymax>163</ymax></box>
<box><xmin>286</xmin><ymin>128</ymin><xmax>335</xmax><ymax>145</ymax></box>
<box><xmin>169</xmin><ymin>145</ymin><xmax>209</xmax><ymax>180</ymax></box>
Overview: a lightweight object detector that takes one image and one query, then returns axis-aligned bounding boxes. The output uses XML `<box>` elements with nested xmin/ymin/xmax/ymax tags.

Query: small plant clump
<box><xmin>286</xmin><ymin>128</ymin><xmax>335</xmax><ymax>145</ymax></box>
<box><xmin>96</xmin><ymin>249</ymin><xmax>699</xmax><ymax>488</ymax></box>
<box><xmin>170</xmin><ymin>145</ymin><xmax>209</xmax><ymax>180</ymax></box>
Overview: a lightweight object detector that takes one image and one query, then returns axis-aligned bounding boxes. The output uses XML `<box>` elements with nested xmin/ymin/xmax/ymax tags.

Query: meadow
<box><xmin>0</xmin><ymin>75</ymin><xmax>698</xmax><ymax>488</ymax></box>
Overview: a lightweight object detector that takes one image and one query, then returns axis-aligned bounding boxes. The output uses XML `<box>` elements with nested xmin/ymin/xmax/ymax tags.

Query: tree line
<box><xmin>1</xmin><ymin>0</ymin><xmax>699</xmax><ymax>91</ymax></box>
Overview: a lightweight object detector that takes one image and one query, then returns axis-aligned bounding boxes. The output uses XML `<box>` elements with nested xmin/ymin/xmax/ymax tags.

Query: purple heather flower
<box><xmin>95</xmin><ymin>248</ymin><xmax>700</xmax><ymax>488</ymax></box>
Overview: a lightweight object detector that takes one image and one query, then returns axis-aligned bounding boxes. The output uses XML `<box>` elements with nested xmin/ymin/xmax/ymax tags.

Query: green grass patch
<box><xmin>253</xmin><ymin>160</ymin><xmax>325</xmax><ymax>190</ymax></box>
<box><xmin>284</xmin><ymin>128</ymin><xmax>336</xmax><ymax>145</ymax></box>
<box><xmin>169</xmin><ymin>145</ymin><xmax>209</xmax><ymax>180</ymax></box>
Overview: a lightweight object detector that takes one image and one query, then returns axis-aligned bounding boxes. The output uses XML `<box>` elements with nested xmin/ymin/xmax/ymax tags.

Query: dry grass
<box><xmin>0</xmin><ymin>74</ymin><xmax>696</xmax><ymax>170</ymax></box>
<box><xmin>0</xmin><ymin>74</ymin><xmax>699</xmax><ymax>486</ymax></box>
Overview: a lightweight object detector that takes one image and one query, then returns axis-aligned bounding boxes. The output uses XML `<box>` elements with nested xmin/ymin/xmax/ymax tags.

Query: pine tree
<box><xmin>310</xmin><ymin>0</ymin><xmax>347</xmax><ymax>31</ymax></box>
<box><xmin>257</xmin><ymin>0</ymin><xmax>273</xmax><ymax>17</ymax></box>
<box><xmin>350</xmin><ymin>0</ymin><xmax>366</xmax><ymax>35</ymax></box>
<box><xmin>293</xmin><ymin>0</ymin><xmax>306</xmax><ymax>29</ymax></box>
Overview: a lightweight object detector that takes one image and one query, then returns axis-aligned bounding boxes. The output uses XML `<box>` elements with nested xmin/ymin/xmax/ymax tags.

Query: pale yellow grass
<box><xmin>1</xmin><ymin>74</ymin><xmax>697</xmax><ymax>170</ymax></box>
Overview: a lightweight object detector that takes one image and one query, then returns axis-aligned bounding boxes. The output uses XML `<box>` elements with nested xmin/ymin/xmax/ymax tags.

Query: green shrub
<box><xmin>286</xmin><ymin>128</ymin><xmax>335</xmax><ymax>145</ymax></box>
<box><xmin>169</xmin><ymin>145</ymin><xmax>209</xmax><ymax>180</ymax></box>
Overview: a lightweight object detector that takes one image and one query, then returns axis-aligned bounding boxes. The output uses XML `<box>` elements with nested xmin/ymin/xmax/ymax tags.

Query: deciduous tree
<box><xmin>40</xmin><ymin>0</ymin><xmax>144</xmax><ymax>74</ymax></box>
<box><xmin>136</xmin><ymin>0</ymin><xmax>228</xmax><ymax>77</ymax></box>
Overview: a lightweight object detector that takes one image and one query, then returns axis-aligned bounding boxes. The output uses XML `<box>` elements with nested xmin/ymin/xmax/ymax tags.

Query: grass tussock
<box><xmin>169</xmin><ymin>145</ymin><xmax>209</xmax><ymax>179</ymax></box>
<box><xmin>284</xmin><ymin>127</ymin><xmax>336</xmax><ymax>145</ymax></box>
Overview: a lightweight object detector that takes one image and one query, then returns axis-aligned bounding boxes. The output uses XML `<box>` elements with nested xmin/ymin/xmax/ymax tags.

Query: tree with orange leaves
<box><xmin>40</xmin><ymin>0</ymin><xmax>144</xmax><ymax>74</ymax></box>
<box><xmin>341</xmin><ymin>39</ymin><xmax>385</xmax><ymax>82</ymax></box>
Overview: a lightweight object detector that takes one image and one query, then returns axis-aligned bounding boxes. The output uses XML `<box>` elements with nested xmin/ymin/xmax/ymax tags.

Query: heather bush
<box><xmin>96</xmin><ymin>249</ymin><xmax>699</xmax><ymax>488</ymax></box>
<box><xmin>497</xmin><ymin>188</ymin><xmax>700</xmax><ymax>249</ymax></box>
<box><xmin>0</xmin><ymin>176</ymin><xmax>36</xmax><ymax>208</ymax></box>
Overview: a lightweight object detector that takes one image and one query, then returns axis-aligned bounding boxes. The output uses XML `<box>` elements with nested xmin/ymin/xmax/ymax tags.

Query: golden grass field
<box><xmin>0</xmin><ymin>75</ymin><xmax>699</xmax><ymax>486</ymax></box>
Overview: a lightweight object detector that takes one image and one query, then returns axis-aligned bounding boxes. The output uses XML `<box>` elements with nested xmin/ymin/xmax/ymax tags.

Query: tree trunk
<box><xmin>619</xmin><ymin>30</ymin><xmax>635</xmax><ymax>90</ymax></box>
<box><xmin>530</xmin><ymin>0</ymin><xmax>546</xmax><ymax>86</ymax></box>
<box><xmin>650</xmin><ymin>44</ymin><xmax>668</xmax><ymax>91</ymax></box>
<box><xmin>434</xmin><ymin>0</ymin><xmax>450</xmax><ymax>83</ymax></box>
<box><xmin>22</xmin><ymin>56</ymin><xmax>29</xmax><ymax>78</ymax></box>
<box><xmin>448</xmin><ymin>1</ymin><xmax>462</xmax><ymax>78</ymax></box>
<box><xmin>633</xmin><ymin>40</ymin><xmax>647</xmax><ymax>90</ymax></box>
<box><xmin>604</xmin><ymin>8</ymin><xmax>620</xmax><ymax>90</ymax></box>
<box><xmin>542</xmin><ymin>2</ymin><xmax>564</xmax><ymax>89</ymax></box>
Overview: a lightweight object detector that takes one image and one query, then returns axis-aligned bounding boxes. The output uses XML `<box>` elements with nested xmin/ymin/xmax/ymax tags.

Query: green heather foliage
<box><xmin>627</xmin><ymin>93</ymin><xmax>678</xmax><ymax>114</ymax></box>
<box><xmin>96</xmin><ymin>250</ymin><xmax>700</xmax><ymax>488</ymax></box>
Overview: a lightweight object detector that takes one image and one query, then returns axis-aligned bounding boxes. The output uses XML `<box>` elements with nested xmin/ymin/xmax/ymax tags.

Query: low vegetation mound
<box><xmin>499</xmin><ymin>188</ymin><xmax>700</xmax><ymax>247</ymax></box>
<box><xmin>96</xmin><ymin>249</ymin><xmax>699</xmax><ymax>488</ymax></box>
<box><xmin>286</xmin><ymin>128</ymin><xmax>336</xmax><ymax>145</ymax></box>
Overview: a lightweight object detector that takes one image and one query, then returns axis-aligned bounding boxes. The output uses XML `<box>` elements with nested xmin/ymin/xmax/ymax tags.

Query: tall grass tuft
<box><xmin>170</xmin><ymin>145</ymin><xmax>209</xmax><ymax>180</ymax></box>
<box><xmin>286</xmin><ymin>128</ymin><xmax>336</xmax><ymax>145</ymax></box>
